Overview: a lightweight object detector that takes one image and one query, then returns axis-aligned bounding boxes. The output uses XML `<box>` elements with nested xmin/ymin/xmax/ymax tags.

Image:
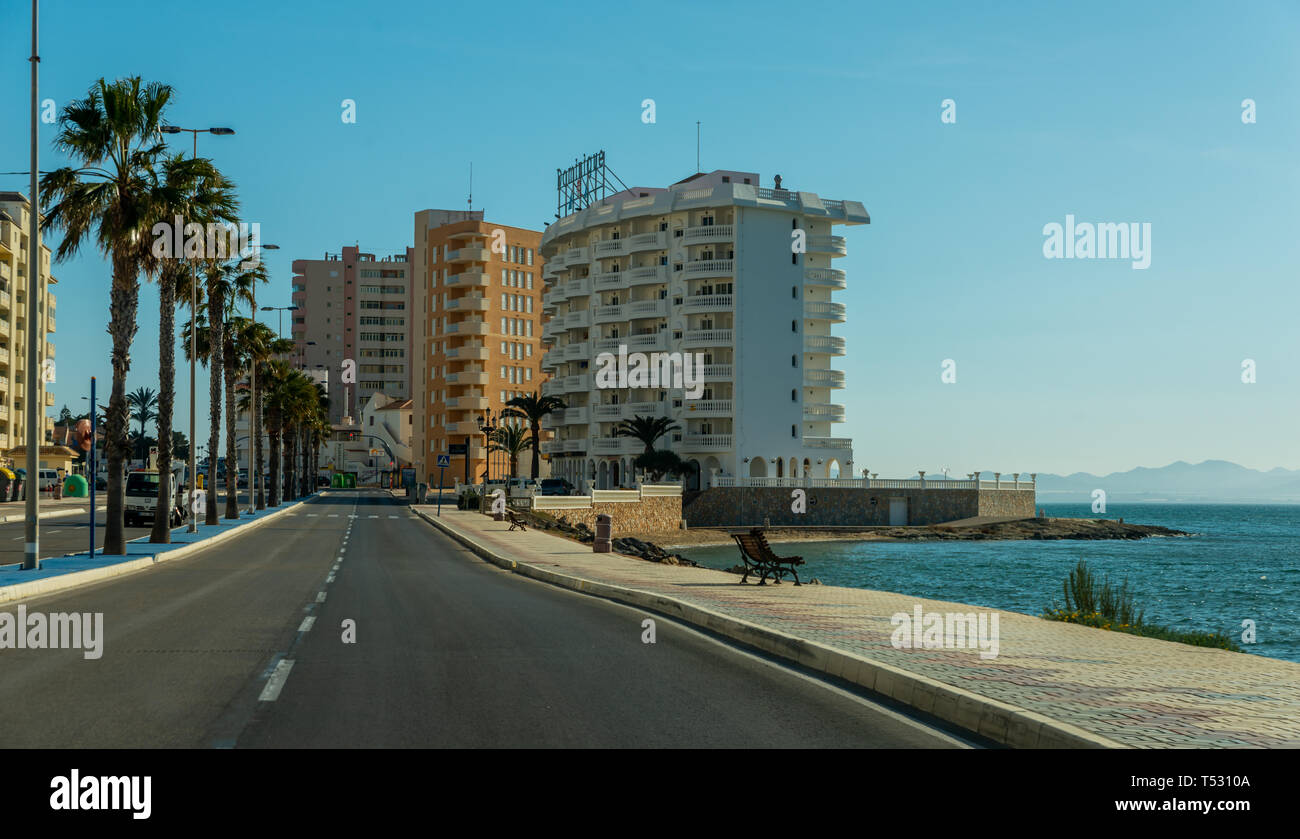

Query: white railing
<box><xmin>702</xmin><ymin>363</ymin><xmax>733</xmax><ymax>379</ymax></box>
<box><xmin>683</xmin><ymin>399</ymin><xmax>732</xmax><ymax>415</ymax></box>
<box><xmin>625</xmin><ymin>231</ymin><xmax>665</xmax><ymax>251</ymax></box>
<box><xmin>684</xmin><ymin>259</ymin><xmax>734</xmax><ymax>277</ymax></box>
<box><xmin>802</xmin><ymin>403</ymin><xmax>845</xmax><ymax>422</ymax></box>
<box><xmin>708</xmin><ymin>476</ymin><xmax>1036</xmax><ymax>490</ymax></box>
<box><xmin>684</xmin><ymin>224</ymin><xmax>734</xmax><ymax>241</ymax></box>
<box><xmin>802</xmin><ymin>369</ymin><xmax>845</xmax><ymax>388</ymax></box>
<box><xmin>681</xmin><ymin>294</ymin><xmax>734</xmax><ymax>313</ymax></box>
<box><xmin>683</xmin><ymin>329</ymin><xmax>734</xmax><ymax>347</ymax></box>
<box><xmin>594</xmin><ymin>304</ymin><xmax>625</xmax><ymax>323</ymax></box>
<box><xmin>804</xmin><ymin>268</ymin><xmax>847</xmax><ymax>288</ymax></box>
<box><xmin>592</xmin><ymin>404</ymin><xmax>623</xmax><ymax>420</ymax></box>
<box><xmin>594</xmin><ymin>239</ymin><xmax>627</xmax><ymax>256</ymax></box>
<box><xmin>803</xmin><ymin>437</ymin><xmax>852</xmax><ymax>449</ymax></box>
<box><xmin>626</xmin><ymin>299</ymin><xmax>667</xmax><ymax>318</ymax></box>
<box><xmin>804</xmin><ymin>335</ymin><xmax>845</xmax><ymax>355</ymax></box>
<box><xmin>681</xmin><ymin>433</ymin><xmax>733</xmax><ymax>449</ymax></box>
<box><xmin>626</xmin><ymin>266</ymin><xmax>668</xmax><ymax>285</ymax></box>
<box><xmin>806</xmin><ymin>235</ymin><xmax>847</xmax><ymax>255</ymax></box>
<box><xmin>803</xmin><ymin>301</ymin><xmax>846</xmax><ymax>320</ymax></box>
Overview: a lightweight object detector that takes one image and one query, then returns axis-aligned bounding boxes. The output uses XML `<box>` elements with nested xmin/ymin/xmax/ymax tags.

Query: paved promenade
<box><xmin>417</xmin><ymin>507</ymin><xmax>1300</xmax><ymax>748</ymax></box>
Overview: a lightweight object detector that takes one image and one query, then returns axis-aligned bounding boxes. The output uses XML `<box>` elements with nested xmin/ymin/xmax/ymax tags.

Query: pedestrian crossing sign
<box><xmin>436</xmin><ymin>454</ymin><xmax>451</xmax><ymax>468</ymax></box>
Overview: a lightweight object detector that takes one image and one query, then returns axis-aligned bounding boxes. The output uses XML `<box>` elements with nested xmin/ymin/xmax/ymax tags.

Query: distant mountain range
<box><xmin>1033</xmin><ymin>460</ymin><xmax>1300</xmax><ymax>503</ymax></box>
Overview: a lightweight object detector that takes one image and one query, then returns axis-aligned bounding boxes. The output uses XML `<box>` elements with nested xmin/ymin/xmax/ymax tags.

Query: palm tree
<box><xmin>148</xmin><ymin>152</ymin><xmax>237</xmax><ymax>542</ymax></box>
<box><xmin>235</xmin><ymin>327</ymin><xmax>293</xmax><ymax>509</ymax></box>
<box><xmin>40</xmin><ymin>77</ymin><xmax>175</xmax><ymax>555</ymax></box>
<box><xmin>259</xmin><ymin>361</ymin><xmax>292</xmax><ymax>506</ymax></box>
<box><xmin>503</xmin><ymin>392</ymin><xmax>565</xmax><ymax>479</ymax></box>
<box><xmin>613</xmin><ymin>415</ymin><xmax>680</xmax><ymax>455</ymax></box>
<box><xmin>126</xmin><ymin>387</ymin><xmax>158</xmax><ymax>460</ymax></box>
<box><xmin>489</xmin><ymin>423</ymin><xmax>532</xmax><ymax>479</ymax></box>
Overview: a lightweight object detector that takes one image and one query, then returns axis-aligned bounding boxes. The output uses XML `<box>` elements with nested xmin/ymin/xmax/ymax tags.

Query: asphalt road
<box><xmin>0</xmin><ymin>489</ymin><xmax>971</xmax><ymax>748</ymax></box>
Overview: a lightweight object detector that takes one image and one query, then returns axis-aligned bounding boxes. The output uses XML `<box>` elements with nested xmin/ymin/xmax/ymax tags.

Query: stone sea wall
<box><xmin>682</xmin><ymin>487</ymin><xmax>1035</xmax><ymax>527</ymax></box>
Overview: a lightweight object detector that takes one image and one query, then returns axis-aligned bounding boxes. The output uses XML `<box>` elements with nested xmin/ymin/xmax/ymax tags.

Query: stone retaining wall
<box><xmin>682</xmin><ymin>486</ymin><xmax>1035</xmax><ymax>527</ymax></box>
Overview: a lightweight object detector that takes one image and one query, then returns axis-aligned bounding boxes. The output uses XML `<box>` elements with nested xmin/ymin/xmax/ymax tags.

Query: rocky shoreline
<box><xmin>516</xmin><ymin>512</ymin><xmax>1188</xmax><ymax>568</ymax></box>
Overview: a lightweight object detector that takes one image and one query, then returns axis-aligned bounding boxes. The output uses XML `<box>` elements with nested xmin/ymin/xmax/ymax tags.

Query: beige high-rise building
<box><xmin>411</xmin><ymin>210</ymin><xmax>547</xmax><ymax>485</ymax></box>
<box><xmin>290</xmin><ymin>246</ymin><xmax>414</xmax><ymax>427</ymax></box>
<box><xmin>0</xmin><ymin>192</ymin><xmax>57</xmax><ymax>462</ymax></box>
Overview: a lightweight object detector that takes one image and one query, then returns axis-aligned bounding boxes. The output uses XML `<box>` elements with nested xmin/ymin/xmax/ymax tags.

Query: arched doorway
<box><xmin>686</xmin><ymin>459</ymin><xmax>702</xmax><ymax>491</ymax></box>
<box><xmin>611</xmin><ymin>460</ymin><xmax>620</xmax><ymax>488</ymax></box>
<box><xmin>776</xmin><ymin>458</ymin><xmax>784</xmax><ymax>478</ymax></box>
<box><xmin>802</xmin><ymin>458</ymin><xmax>811</xmax><ymax>478</ymax></box>
<box><xmin>749</xmin><ymin>458</ymin><xmax>767</xmax><ymax>478</ymax></box>
<box><xmin>828</xmin><ymin>458</ymin><xmax>840</xmax><ymax>479</ymax></box>
<box><xmin>597</xmin><ymin>461</ymin><xmax>609</xmax><ymax>490</ymax></box>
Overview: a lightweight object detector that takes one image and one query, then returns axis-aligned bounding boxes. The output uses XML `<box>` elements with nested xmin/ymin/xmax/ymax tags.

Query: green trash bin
<box><xmin>63</xmin><ymin>474</ymin><xmax>88</xmax><ymax>498</ymax></box>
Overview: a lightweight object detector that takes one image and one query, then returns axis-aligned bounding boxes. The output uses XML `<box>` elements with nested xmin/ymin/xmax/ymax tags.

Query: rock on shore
<box><xmin>897</xmin><ymin>517</ymin><xmax>1188</xmax><ymax>541</ymax></box>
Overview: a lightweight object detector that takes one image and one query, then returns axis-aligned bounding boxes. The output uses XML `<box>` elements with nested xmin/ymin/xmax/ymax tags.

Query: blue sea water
<box><xmin>679</xmin><ymin>504</ymin><xmax>1300</xmax><ymax>663</ymax></box>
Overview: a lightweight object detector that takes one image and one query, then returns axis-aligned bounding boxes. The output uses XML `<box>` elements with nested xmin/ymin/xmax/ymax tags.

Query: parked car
<box><xmin>123</xmin><ymin>467</ymin><xmax>188</xmax><ymax>528</ymax></box>
<box><xmin>38</xmin><ymin>469</ymin><xmax>60</xmax><ymax>492</ymax></box>
<box><xmin>538</xmin><ymin>478</ymin><xmax>574</xmax><ymax>496</ymax></box>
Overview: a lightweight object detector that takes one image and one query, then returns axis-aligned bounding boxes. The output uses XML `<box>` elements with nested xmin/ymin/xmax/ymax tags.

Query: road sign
<box><xmin>448</xmin><ymin>443</ymin><xmax>467</xmax><ymax>455</ymax></box>
<box><xmin>436</xmin><ymin>454</ymin><xmax>451</xmax><ymax>468</ymax></box>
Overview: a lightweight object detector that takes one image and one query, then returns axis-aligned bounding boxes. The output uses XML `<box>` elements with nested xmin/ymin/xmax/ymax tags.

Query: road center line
<box><xmin>298</xmin><ymin>617</ymin><xmax>316</xmax><ymax>632</ymax></box>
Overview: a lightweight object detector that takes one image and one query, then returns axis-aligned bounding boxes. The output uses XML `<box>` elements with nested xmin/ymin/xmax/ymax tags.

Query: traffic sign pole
<box><xmin>435</xmin><ymin>453</ymin><xmax>451</xmax><ymax>517</ymax></box>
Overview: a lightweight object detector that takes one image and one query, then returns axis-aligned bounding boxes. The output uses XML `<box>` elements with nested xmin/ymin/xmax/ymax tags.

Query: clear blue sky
<box><xmin>1</xmin><ymin>0</ymin><xmax>1296</xmax><ymax>476</ymax></box>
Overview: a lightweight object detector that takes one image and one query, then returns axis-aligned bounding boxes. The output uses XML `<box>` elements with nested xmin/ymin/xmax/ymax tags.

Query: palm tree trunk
<box><xmin>104</xmin><ymin>254</ymin><xmax>140</xmax><ymax>555</ymax></box>
<box><xmin>150</xmin><ymin>267</ymin><xmax>177</xmax><ymax>542</ymax></box>
<box><xmin>300</xmin><ymin>431</ymin><xmax>310</xmax><ymax>496</ymax></box>
<box><xmin>206</xmin><ymin>288</ymin><xmax>223</xmax><ymax>526</ymax></box>
<box><xmin>283</xmin><ymin>427</ymin><xmax>295</xmax><ymax>501</ymax></box>
<box><xmin>254</xmin><ymin>381</ymin><xmax>265</xmax><ymax>509</ymax></box>
<box><xmin>267</xmin><ymin>416</ymin><xmax>281</xmax><ymax>507</ymax></box>
<box><xmin>530</xmin><ymin>421</ymin><xmax>541</xmax><ymax>479</ymax></box>
<box><xmin>222</xmin><ymin>340</ymin><xmax>239</xmax><ymax>519</ymax></box>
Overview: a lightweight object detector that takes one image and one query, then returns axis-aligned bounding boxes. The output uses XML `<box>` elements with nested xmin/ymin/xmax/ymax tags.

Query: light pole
<box><xmin>160</xmin><ymin>124</ymin><xmax>235</xmax><ymax>532</ymax></box>
<box><xmin>248</xmin><ymin>244</ymin><xmax>278</xmax><ymax>513</ymax></box>
<box><xmin>476</xmin><ymin>408</ymin><xmax>496</xmax><ymax>485</ymax></box>
<box><xmin>260</xmin><ymin>305</ymin><xmax>297</xmax><ymax>339</ymax></box>
<box><xmin>23</xmin><ymin>0</ymin><xmax>40</xmax><ymax>569</ymax></box>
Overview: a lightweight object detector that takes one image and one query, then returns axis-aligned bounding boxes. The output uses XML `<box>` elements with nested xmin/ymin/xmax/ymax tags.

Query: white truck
<box><xmin>124</xmin><ymin>462</ymin><xmax>189</xmax><ymax>529</ymax></box>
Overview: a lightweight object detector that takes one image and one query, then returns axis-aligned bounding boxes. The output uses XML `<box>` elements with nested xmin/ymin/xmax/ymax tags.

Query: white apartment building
<box><xmin>538</xmin><ymin>170</ymin><xmax>869</xmax><ymax>491</ymax></box>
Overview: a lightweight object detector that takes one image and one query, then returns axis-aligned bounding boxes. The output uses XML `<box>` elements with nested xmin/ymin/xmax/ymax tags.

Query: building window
<box><xmin>792</xmin><ymin>425</ymin><xmax>797</xmax><ymax>438</ymax></box>
<box><xmin>792</xmin><ymin>355</ymin><xmax>798</xmax><ymax>367</ymax></box>
<box><xmin>791</xmin><ymin>389</ymin><xmax>797</xmax><ymax>401</ymax></box>
<box><xmin>792</xmin><ymin>320</ymin><xmax>798</xmax><ymax>332</ymax></box>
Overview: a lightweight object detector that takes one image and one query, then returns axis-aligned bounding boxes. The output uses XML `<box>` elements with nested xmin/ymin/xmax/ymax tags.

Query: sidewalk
<box><xmin>415</xmin><ymin>507</ymin><xmax>1300</xmax><ymax>749</ymax></box>
<box><xmin>0</xmin><ymin>495</ymin><xmax>317</xmax><ymax>604</ymax></box>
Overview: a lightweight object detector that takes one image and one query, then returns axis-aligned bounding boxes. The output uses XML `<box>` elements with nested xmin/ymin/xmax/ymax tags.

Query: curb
<box><xmin>413</xmin><ymin>507</ymin><xmax>1124</xmax><ymax>750</ymax></box>
<box><xmin>0</xmin><ymin>505</ymin><xmax>108</xmax><ymax>525</ymax></box>
<box><xmin>0</xmin><ymin>494</ymin><xmax>319</xmax><ymax>605</ymax></box>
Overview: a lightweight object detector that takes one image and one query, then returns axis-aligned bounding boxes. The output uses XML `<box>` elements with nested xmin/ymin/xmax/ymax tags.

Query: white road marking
<box><xmin>326</xmin><ymin>574</ymin><xmax>335</xmax><ymax>583</ymax></box>
<box><xmin>298</xmin><ymin>617</ymin><xmax>315</xmax><ymax>632</ymax></box>
<box><xmin>328</xmin><ymin>514</ymin><xmax>339</xmax><ymax>518</ymax></box>
<box><xmin>368</xmin><ymin>515</ymin><xmax>379</xmax><ymax>519</ymax></box>
<box><xmin>307</xmin><ymin>514</ymin><xmax>319</xmax><ymax>518</ymax></box>
<box><xmin>316</xmin><ymin>591</ymin><xmax>327</xmax><ymax>603</ymax></box>
<box><xmin>387</xmin><ymin>515</ymin><xmax>398</xmax><ymax>519</ymax></box>
<box><xmin>259</xmin><ymin>659</ymin><xmax>295</xmax><ymax>702</ymax></box>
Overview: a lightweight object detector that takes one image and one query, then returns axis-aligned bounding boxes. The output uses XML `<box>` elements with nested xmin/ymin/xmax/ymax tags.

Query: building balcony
<box><xmin>802</xmin><ymin>368</ymin><xmax>845</xmax><ymax>388</ymax></box>
<box><xmin>562</xmin><ymin>341</ymin><xmax>589</xmax><ymax>360</ymax></box>
<box><xmin>591</xmin><ymin>271</ymin><xmax>627</xmax><ymax>292</ymax></box>
<box><xmin>446</xmin><ymin>271</ymin><xmax>490</xmax><ymax>288</ymax></box>
<box><xmin>701</xmin><ymin>363</ymin><xmax>732</xmax><ymax>380</ymax></box>
<box><xmin>682</xmin><ymin>328</ymin><xmax>733</xmax><ymax>348</ymax></box>
<box><xmin>625</xmin><ymin>299</ymin><xmax>667</xmax><ymax>319</ymax></box>
<box><xmin>0</xmin><ymin>320</ymin><xmax>8</xmax><ymax>338</ymax></box>
<box><xmin>683</xmin><ymin>260</ymin><xmax>734</xmax><ymax>278</ymax></box>
<box><xmin>564</xmin><ymin>277</ymin><xmax>592</xmax><ymax>298</ymax></box>
<box><xmin>446</xmin><ymin>318</ymin><xmax>489</xmax><ymax>335</ymax></box>
<box><xmin>564</xmin><ymin>309</ymin><xmax>591</xmax><ymax>329</ymax></box>
<box><xmin>803</xmin><ymin>301</ymin><xmax>846</xmax><ymax>322</ymax></box>
<box><xmin>804</xmin><ymin>268</ymin><xmax>846</xmax><ymax>289</ymax></box>
<box><xmin>626</xmin><ymin>266</ymin><xmax>669</xmax><ymax>286</ymax></box>
<box><xmin>593</xmin><ymin>239</ymin><xmax>627</xmax><ymax>258</ymax></box>
<box><xmin>683</xmin><ymin>224</ymin><xmax>734</xmax><ymax>243</ymax></box>
<box><xmin>446</xmin><ymin>344</ymin><xmax>490</xmax><ymax>361</ymax></box>
<box><xmin>562</xmin><ymin>247</ymin><xmax>589</xmax><ymax>266</ymax></box>
<box><xmin>444</xmin><ymin>420</ymin><xmax>481</xmax><ymax>435</ymax></box>
<box><xmin>591</xmin><ymin>403</ymin><xmax>623</xmax><ymax>422</ymax></box>
<box><xmin>682</xmin><ymin>399</ymin><xmax>732</xmax><ymax>417</ymax></box>
<box><xmin>806</xmin><ymin>235</ymin><xmax>847</xmax><ymax>256</ymax></box>
<box><xmin>680</xmin><ymin>433</ymin><xmax>733</xmax><ymax>450</ymax></box>
<box><xmin>446</xmin><ymin>395</ymin><xmax>490</xmax><ymax>411</ymax></box>
<box><xmin>541</xmin><ymin>380</ymin><xmax>564</xmax><ymax>398</ymax></box>
<box><xmin>680</xmin><ymin>294</ymin><xmax>733</xmax><ymax>314</ymax></box>
<box><xmin>625</xmin><ymin>231</ymin><xmax>667</xmax><ymax>252</ymax></box>
<box><xmin>594</xmin><ymin>332</ymin><xmax>668</xmax><ymax>353</ymax></box>
<box><xmin>544</xmin><ymin>287</ymin><xmax>567</xmax><ymax>305</ymax></box>
<box><xmin>802</xmin><ymin>403</ymin><xmax>846</xmax><ymax>423</ymax></box>
<box><xmin>0</xmin><ymin>289</ymin><xmax>9</xmax><ymax>311</ymax></box>
<box><xmin>44</xmin><ymin>341</ymin><xmax>54</xmax><ymax>359</ymax></box>
<box><xmin>563</xmin><ymin>374</ymin><xmax>592</xmax><ymax>392</ymax></box>
<box><xmin>563</xmin><ymin>439</ymin><xmax>586</xmax><ymax>453</ymax></box>
<box><xmin>561</xmin><ymin>406</ymin><xmax>588</xmax><ymax>425</ymax></box>
<box><xmin>593</xmin><ymin>304</ymin><xmax>624</xmax><ymax>324</ymax></box>
<box><xmin>446</xmin><ymin>370</ymin><xmax>489</xmax><ymax>386</ymax></box>
<box><xmin>540</xmin><ymin>439</ymin><xmax>565</xmax><ymax>455</ymax></box>
<box><xmin>446</xmin><ymin>294</ymin><xmax>489</xmax><ymax>312</ymax></box>
<box><xmin>46</xmin><ymin>314</ymin><xmax>55</xmax><ymax>332</ymax></box>
<box><xmin>447</xmin><ymin>247</ymin><xmax>490</xmax><ymax>264</ymax></box>
<box><xmin>803</xmin><ymin>335</ymin><xmax>845</xmax><ymax>356</ymax></box>
<box><xmin>590</xmin><ymin>437</ymin><xmax>640</xmax><ymax>455</ymax></box>
<box><xmin>622</xmin><ymin>400</ymin><xmax>666</xmax><ymax>418</ymax></box>
<box><xmin>541</xmin><ymin>349</ymin><xmax>563</xmax><ymax>368</ymax></box>
<box><xmin>0</xmin><ymin>405</ymin><xmax>7</xmax><ymax>419</ymax></box>
<box><xmin>803</xmin><ymin>437</ymin><xmax>853</xmax><ymax>450</ymax></box>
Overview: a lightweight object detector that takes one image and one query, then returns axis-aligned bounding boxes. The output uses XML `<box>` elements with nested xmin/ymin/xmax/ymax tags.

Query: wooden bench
<box><xmin>507</xmin><ymin>510</ymin><xmax>528</xmax><ymax>531</ymax></box>
<box><xmin>731</xmin><ymin>528</ymin><xmax>804</xmax><ymax>586</ymax></box>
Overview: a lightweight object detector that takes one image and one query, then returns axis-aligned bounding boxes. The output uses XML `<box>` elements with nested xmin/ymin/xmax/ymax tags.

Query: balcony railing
<box><xmin>802</xmin><ymin>368</ymin><xmax>845</xmax><ymax>388</ymax></box>
<box><xmin>447</xmin><ymin>247</ymin><xmax>490</xmax><ymax>263</ymax></box>
<box><xmin>446</xmin><ymin>271</ymin><xmax>490</xmax><ymax>287</ymax></box>
<box><xmin>680</xmin><ymin>433</ymin><xmax>733</xmax><ymax>450</ymax></box>
<box><xmin>701</xmin><ymin>363</ymin><xmax>732</xmax><ymax>380</ymax></box>
<box><xmin>804</xmin><ymin>267</ymin><xmax>846</xmax><ymax>289</ymax></box>
<box><xmin>682</xmin><ymin>328</ymin><xmax>733</xmax><ymax>348</ymax></box>
<box><xmin>683</xmin><ymin>224</ymin><xmax>734</xmax><ymax>242</ymax></box>
<box><xmin>803</xmin><ymin>301</ymin><xmax>846</xmax><ymax>321</ymax></box>
<box><xmin>564</xmin><ymin>277</ymin><xmax>592</xmax><ymax>297</ymax></box>
<box><xmin>591</xmin><ymin>271</ymin><xmax>626</xmax><ymax>292</ymax></box>
<box><xmin>680</xmin><ymin>294</ymin><xmax>733</xmax><ymax>313</ymax></box>
<box><xmin>446</xmin><ymin>294</ymin><xmax>490</xmax><ymax>312</ymax></box>
<box><xmin>446</xmin><ymin>370</ymin><xmax>489</xmax><ymax>386</ymax></box>
<box><xmin>446</xmin><ymin>318</ymin><xmax>489</xmax><ymax>335</ymax></box>
<box><xmin>806</xmin><ymin>235</ymin><xmax>847</xmax><ymax>256</ymax></box>
<box><xmin>682</xmin><ymin>399</ymin><xmax>732</xmax><ymax>417</ymax></box>
<box><xmin>802</xmin><ymin>402</ymin><xmax>845</xmax><ymax>422</ymax></box>
<box><xmin>803</xmin><ymin>335</ymin><xmax>845</xmax><ymax>355</ymax></box>
<box><xmin>564</xmin><ymin>309</ymin><xmax>591</xmax><ymax>329</ymax></box>
<box><xmin>625</xmin><ymin>299</ymin><xmax>667</xmax><ymax>319</ymax></box>
<box><xmin>625</xmin><ymin>231</ymin><xmax>667</xmax><ymax>252</ymax></box>
<box><xmin>803</xmin><ymin>437</ymin><xmax>852</xmax><ymax>449</ymax></box>
<box><xmin>683</xmin><ymin>259</ymin><xmax>734</xmax><ymax>278</ymax></box>
<box><xmin>593</xmin><ymin>239</ymin><xmax>627</xmax><ymax>257</ymax></box>
<box><xmin>593</xmin><ymin>304</ymin><xmax>624</xmax><ymax>324</ymax></box>
<box><xmin>563</xmin><ymin>248</ymin><xmax>589</xmax><ymax>266</ymax></box>
<box><xmin>592</xmin><ymin>404</ymin><xmax>623</xmax><ymax>421</ymax></box>
<box><xmin>626</xmin><ymin>266</ymin><xmax>668</xmax><ymax>286</ymax></box>
<box><xmin>561</xmin><ymin>406</ymin><xmax>588</xmax><ymax>425</ymax></box>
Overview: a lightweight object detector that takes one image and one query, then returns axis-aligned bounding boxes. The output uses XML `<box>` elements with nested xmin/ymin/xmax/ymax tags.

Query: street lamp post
<box><xmin>476</xmin><ymin>409</ymin><xmax>496</xmax><ymax>485</ymax></box>
<box><xmin>24</xmin><ymin>0</ymin><xmax>40</xmax><ymax>570</ymax></box>
<box><xmin>159</xmin><ymin>124</ymin><xmax>235</xmax><ymax>532</ymax></box>
<box><xmin>260</xmin><ymin>305</ymin><xmax>298</xmax><ymax>339</ymax></box>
